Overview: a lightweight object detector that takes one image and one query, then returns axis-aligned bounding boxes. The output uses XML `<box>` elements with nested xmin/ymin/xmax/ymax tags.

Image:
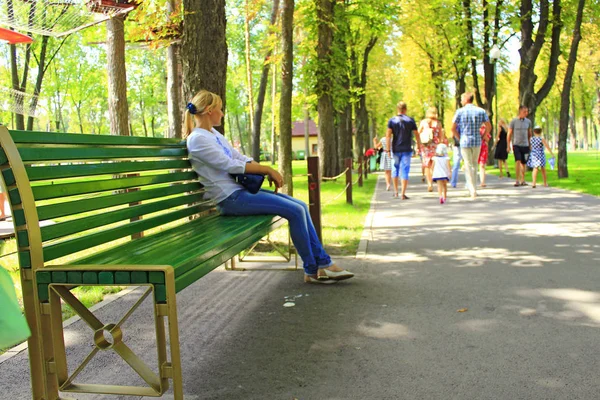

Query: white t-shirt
<box><xmin>432</xmin><ymin>156</ymin><xmax>450</xmax><ymax>179</ymax></box>
<box><xmin>186</xmin><ymin>127</ymin><xmax>253</xmax><ymax>203</ymax></box>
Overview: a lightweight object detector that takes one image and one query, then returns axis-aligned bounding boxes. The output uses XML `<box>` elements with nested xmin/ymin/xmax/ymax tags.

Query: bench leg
<box><xmin>24</xmin><ymin>284</ymin><xmax>60</xmax><ymax>399</ymax></box>
<box><xmin>164</xmin><ymin>276</ymin><xmax>184</xmax><ymax>400</ymax></box>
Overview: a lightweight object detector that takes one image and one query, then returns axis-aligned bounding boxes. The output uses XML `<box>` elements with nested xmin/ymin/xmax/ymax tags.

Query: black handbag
<box><xmin>231</xmin><ymin>173</ymin><xmax>265</xmax><ymax>194</ymax></box>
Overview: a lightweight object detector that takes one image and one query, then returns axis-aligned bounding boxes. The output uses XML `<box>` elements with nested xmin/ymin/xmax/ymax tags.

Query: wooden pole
<box><xmin>307</xmin><ymin>156</ymin><xmax>322</xmax><ymax>242</ymax></box>
<box><xmin>345</xmin><ymin>157</ymin><xmax>352</xmax><ymax>205</ymax></box>
<box><xmin>358</xmin><ymin>156</ymin><xmax>363</xmax><ymax>187</ymax></box>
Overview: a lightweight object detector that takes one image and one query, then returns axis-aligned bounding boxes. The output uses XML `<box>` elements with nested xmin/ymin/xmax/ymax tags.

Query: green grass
<box><xmin>486</xmin><ymin>150</ymin><xmax>600</xmax><ymax>196</ymax></box>
<box><xmin>285</xmin><ymin>160</ymin><xmax>377</xmax><ymax>255</ymax></box>
<box><xmin>1</xmin><ymin>160</ymin><xmax>375</xmax><ymax>353</ymax></box>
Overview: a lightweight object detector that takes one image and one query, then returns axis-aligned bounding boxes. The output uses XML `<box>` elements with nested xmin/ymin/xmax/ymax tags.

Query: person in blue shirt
<box><xmin>451</xmin><ymin>92</ymin><xmax>491</xmax><ymax>199</ymax></box>
<box><xmin>385</xmin><ymin>101</ymin><xmax>421</xmax><ymax>199</ymax></box>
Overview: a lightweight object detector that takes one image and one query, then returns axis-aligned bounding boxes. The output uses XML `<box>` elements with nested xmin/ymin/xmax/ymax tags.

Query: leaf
<box><xmin>457</xmin><ymin>308</ymin><xmax>468</xmax><ymax>313</ymax></box>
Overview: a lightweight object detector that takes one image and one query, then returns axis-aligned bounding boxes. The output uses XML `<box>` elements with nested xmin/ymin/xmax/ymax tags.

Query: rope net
<box><xmin>0</xmin><ymin>0</ymin><xmax>137</xmax><ymax>37</ymax></box>
<box><xmin>0</xmin><ymin>87</ymin><xmax>40</xmax><ymax>117</ymax></box>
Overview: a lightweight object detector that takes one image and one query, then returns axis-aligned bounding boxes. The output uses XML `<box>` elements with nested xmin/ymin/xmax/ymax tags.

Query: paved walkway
<box><xmin>2</xmin><ymin>164</ymin><xmax>600</xmax><ymax>399</ymax></box>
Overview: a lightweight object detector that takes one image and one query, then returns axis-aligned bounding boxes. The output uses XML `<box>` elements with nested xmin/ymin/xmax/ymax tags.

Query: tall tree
<box><xmin>166</xmin><ymin>0</ymin><xmax>182</xmax><ymax>138</ymax></box>
<box><xmin>182</xmin><ymin>0</ymin><xmax>227</xmax><ymax>133</ymax></box>
<box><xmin>315</xmin><ymin>0</ymin><xmax>336</xmax><ymax>177</ymax></box>
<box><xmin>107</xmin><ymin>15</ymin><xmax>130</xmax><ymax>136</ymax></box>
<box><xmin>518</xmin><ymin>0</ymin><xmax>562</xmax><ymax>124</ymax></box>
<box><xmin>353</xmin><ymin>36</ymin><xmax>378</xmax><ymax>157</ymax></box>
<box><xmin>279</xmin><ymin>0</ymin><xmax>294</xmax><ymax>194</ymax></box>
<box><xmin>558</xmin><ymin>0</ymin><xmax>586</xmax><ymax>178</ymax></box>
<box><xmin>252</xmin><ymin>0</ymin><xmax>280</xmax><ymax>161</ymax></box>
<box><xmin>244</xmin><ymin>0</ymin><xmax>255</xmax><ymax>140</ymax></box>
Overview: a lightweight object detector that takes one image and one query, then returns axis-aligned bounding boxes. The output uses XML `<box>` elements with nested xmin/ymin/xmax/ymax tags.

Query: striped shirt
<box><xmin>452</xmin><ymin>104</ymin><xmax>489</xmax><ymax>148</ymax></box>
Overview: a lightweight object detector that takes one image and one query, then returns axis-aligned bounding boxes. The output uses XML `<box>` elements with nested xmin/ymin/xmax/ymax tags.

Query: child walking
<box><xmin>432</xmin><ymin>143</ymin><xmax>452</xmax><ymax>204</ymax></box>
<box><xmin>527</xmin><ymin>125</ymin><xmax>555</xmax><ymax>188</ymax></box>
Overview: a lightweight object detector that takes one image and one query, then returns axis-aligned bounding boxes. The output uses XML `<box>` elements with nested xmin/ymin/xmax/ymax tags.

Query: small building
<box><xmin>292</xmin><ymin>120</ymin><xmax>318</xmax><ymax>159</ymax></box>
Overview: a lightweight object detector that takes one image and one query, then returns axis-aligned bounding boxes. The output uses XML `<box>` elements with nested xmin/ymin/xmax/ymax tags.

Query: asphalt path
<box><xmin>2</xmin><ymin>161</ymin><xmax>600</xmax><ymax>399</ymax></box>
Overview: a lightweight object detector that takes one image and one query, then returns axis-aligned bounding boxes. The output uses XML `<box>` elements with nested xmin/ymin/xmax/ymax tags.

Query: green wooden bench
<box><xmin>0</xmin><ymin>125</ymin><xmax>291</xmax><ymax>400</ymax></box>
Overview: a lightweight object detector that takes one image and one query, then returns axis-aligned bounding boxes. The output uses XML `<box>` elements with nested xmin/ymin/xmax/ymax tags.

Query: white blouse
<box><xmin>186</xmin><ymin>127</ymin><xmax>253</xmax><ymax>203</ymax></box>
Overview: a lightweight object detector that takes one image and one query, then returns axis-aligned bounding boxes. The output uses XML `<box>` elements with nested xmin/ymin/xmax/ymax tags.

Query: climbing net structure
<box><xmin>0</xmin><ymin>0</ymin><xmax>138</xmax><ymax>37</ymax></box>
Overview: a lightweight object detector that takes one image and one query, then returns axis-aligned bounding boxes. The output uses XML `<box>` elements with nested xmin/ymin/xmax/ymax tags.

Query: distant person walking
<box><xmin>418</xmin><ymin>107</ymin><xmax>447</xmax><ymax>193</ymax></box>
<box><xmin>376</xmin><ymin>136</ymin><xmax>393</xmax><ymax>191</ymax></box>
<box><xmin>494</xmin><ymin>118</ymin><xmax>510</xmax><ymax>178</ymax></box>
<box><xmin>450</xmin><ymin>132</ymin><xmax>462</xmax><ymax>188</ymax></box>
<box><xmin>451</xmin><ymin>92</ymin><xmax>492</xmax><ymax>199</ymax></box>
<box><xmin>386</xmin><ymin>101</ymin><xmax>421</xmax><ymax>199</ymax></box>
<box><xmin>507</xmin><ymin>105</ymin><xmax>532</xmax><ymax>187</ymax></box>
<box><xmin>432</xmin><ymin>143</ymin><xmax>451</xmax><ymax>204</ymax></box>
<box><xmin>478</xmin><ymin>123</ymin><xmax>491</xmax><ymax>187</ymax></box>
<box><xmin>527</xmin><ymin>125</ymin><xmax>554</xmax><ymax>188</ymax></box>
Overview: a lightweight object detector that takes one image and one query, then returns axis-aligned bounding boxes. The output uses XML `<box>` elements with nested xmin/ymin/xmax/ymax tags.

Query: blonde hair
<box><xmin>426</xmin><ymin>107</ymin><xmax>438</xmax><ymax>119</ymax></box>
<box><xmin>183</xmin><ymin>90</ymin><xmax>223</xmax><ymax>138</ymax></box>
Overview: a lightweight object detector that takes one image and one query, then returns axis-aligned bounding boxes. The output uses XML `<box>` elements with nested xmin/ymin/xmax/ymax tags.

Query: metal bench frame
<box><xmin>0</xmin><ymin>126</ymin><xmax>291</xmax><ymax>400</ymax></box>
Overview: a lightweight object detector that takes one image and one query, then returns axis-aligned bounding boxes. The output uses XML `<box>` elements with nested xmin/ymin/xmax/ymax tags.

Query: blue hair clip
<box><xmin>186</xmin><ymin>102</ymin><xmax>197</xmax><ymax>115</ymax></box>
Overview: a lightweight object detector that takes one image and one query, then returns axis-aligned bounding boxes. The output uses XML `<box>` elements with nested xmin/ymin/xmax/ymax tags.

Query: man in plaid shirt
<box><xmin>451</xmin><ymin>92</ymin><xmax>492</xmax><ymax>199</ymax></box>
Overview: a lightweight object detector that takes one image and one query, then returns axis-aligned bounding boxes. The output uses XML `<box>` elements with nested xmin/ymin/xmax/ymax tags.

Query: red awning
<box><xmin>0</xmin><ymin>27</ymin><xmax>33</xmax><ymax>44</ymax></box>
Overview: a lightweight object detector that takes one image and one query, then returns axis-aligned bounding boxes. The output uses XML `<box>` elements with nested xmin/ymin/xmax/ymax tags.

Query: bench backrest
<box><xmin>0</xmin><ymin>126</ymin><xmax>211</xmax><ymax>272</ymax></box>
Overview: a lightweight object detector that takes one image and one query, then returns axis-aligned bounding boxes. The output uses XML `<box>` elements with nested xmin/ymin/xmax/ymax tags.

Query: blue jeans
<box><xmin>392</xmin><ymin>151</ymin><xmax>412</xmax><ymax>180</ymax></box>
<box><xmin>451</xmin><ymin>146</ymin><xmax>462</xmax><ymax>188</ymax></box>
<box><xmin>217</xmin><ymin>189</ymin><xmax>332</xmax><ymax>275</ymax></box>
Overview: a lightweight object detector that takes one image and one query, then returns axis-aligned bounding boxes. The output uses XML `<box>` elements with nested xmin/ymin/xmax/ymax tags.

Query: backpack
<box><xmin>420</xmin><ymin>121</ymin><xmax>435</xmax><ymax>144</ymax></box>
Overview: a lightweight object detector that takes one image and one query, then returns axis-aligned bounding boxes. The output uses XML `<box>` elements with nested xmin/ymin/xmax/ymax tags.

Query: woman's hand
<box><xmin>267</xmin><ymin>168</ymin><xmax>283</xmax><ymax>193</ymax></box>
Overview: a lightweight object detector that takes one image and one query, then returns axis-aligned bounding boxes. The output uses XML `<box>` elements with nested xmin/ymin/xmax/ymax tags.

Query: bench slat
<box><xmin>41</xmin><ymin>193</ymin><xmax>208</xmax><ymax>241</ymax></box>
<box><xmin>36</xmin><ymin>182</ymin><xmax>203</xmax><ymax>220</ymax></box>
<box><xmin>26</xmin><ymin>160</ymin><xmax>191</xmax><ymax>181</ymax></box>
<box><xmin>43</xmin><ymin>205</ymin><xmax>204</xmax><ymax>262</ymax></box>
<box><xmin>174</xmin><ymin>218</ymin><xmax>284</xmax><ymax>292</ymax></box>
<box><xmin>32</xmin><ymin>172</ymin><xmax>198</xmax><ymax>200</ymax></box>
<box><xmin>81</xmin><ymin>215</ymin><xmax>274</xmax><ymax>271</ymax></box>
<box><xmin>19</xmin><ymin>146</ymin><xmax>187</xmax><ymax>162</ymax></box>
<box><xmin>73</xmin><ymin>214</ymin><xmax>283</xmax><ymax>292</ymax></box>
<box><xmin>10</xmin><ymin>130</ymin><xmax>183</xmax><ymax>146</ymax></box>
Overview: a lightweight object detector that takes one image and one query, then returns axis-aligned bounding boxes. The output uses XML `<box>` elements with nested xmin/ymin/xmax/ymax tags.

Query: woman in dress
<box><xmin>478</xmin><ymin>123</ymin><xmax>492</xmax><ymax>187</ymax></box>
<box><xmin>494</xmin><ymin>118</ymin><xmax>510</xmax><ymax>178</ymax></box>
<box><xmin>184</xmin><ymin>90</ymin><xmax>354</xmax><ymax>284</ymax></box>
<box><xmin>418</xmin><ymin>107</ymin><xmax>447</xmax><ymax>192</ymax></box>
<box><xmin>378</xmin><ymin>136</ymin><xmax>393</xmax><ymax>191</ymax></box>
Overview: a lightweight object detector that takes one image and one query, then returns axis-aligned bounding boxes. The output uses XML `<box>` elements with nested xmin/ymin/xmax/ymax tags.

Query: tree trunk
<box><xmin>271</xmin><ymin>64</ymin><xmax>277</xmax><ymax>165</ymax></box>
<box><xmin>355</xmin><ymin>37</ymin><xmax>377</xmax><ymax>161</ymax></box>
<box><xmin>569</xmin><ymin>95</ymin><xmax>577</xmax><ymax>151</ymax></box>
<box><xmin>244</xmin><ymin>0</ymin><xmax>255</xmax><ymax>145</ymax></box>
<box><xmin>279</xmin><ymin>0</ymin><xmax>294</xmax><ymax>194</ymax></box>
<box><xmin>252</xmin><ymin>0</ymin><xmax>280</xmax><ymax>161</ymax></box>
<box><xmin>107</xmin><ymin>16</ymin><xmax>130</xmax><ymax>136</ymax></box>
<box><xmin>140</xmin><ymin>99</ymin><xmax>148</xmax><ymax>137</ymax></box>
<box><xmin>557</xmin><ymin>0</ymin><xmax>585</xmax><ymax>178</ymax></box>
<box><xmin>182</xmin><ymin>0</ymin><xmax>227</xmax><ymax>134</ymax></box>
<box><xmin>518</xmin><ymin>0</ymin><xmax>562</xmax><ymax>124</ymax></box>
<box><xmin>27</xmin><ymin>36</ymin><xmax>50</xmax><ymax>131</ymax></box>
<box><xmin>9</xmin><ymin>43</ymin><xmax>27</xmax><ymax>130</ymax></box>
<box><xmin>315</xmin><ymin>0</ymin><xmax>336</xmax><ymax>178</ymax></box>
<box><xmin>455</xmin><ymin>76</ymin><xmax>466</xmax><ymax>110</ymax></box>
<box><xmin>579</xmin><ymin>76</ymin><xmax>589</xmax><ymax>150</ymax></box>
<box><xmin>337</xmin><ymin>104</ymin><xmax>352</xmax><ymax>171</ymax></box>
<box><xmin>166</xmin><ymin>0</ymin><xmax>182</xmax><ymax>139</ymax></box>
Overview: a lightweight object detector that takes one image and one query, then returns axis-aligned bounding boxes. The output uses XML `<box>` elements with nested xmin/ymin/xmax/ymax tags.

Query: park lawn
<box><xmin>1</xmin><ymin>159</ymin><xmax>375</xmax><ymax>353</ymax></box>
<box><xmin>282</xmin><ymin>160</ymin><xmax>377</xmax><ymax>255</ymax></box>
<box><xmin>486</xmin><ymin>150</ymin><xmax>600</xmax><ymax>197</ymax></box>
